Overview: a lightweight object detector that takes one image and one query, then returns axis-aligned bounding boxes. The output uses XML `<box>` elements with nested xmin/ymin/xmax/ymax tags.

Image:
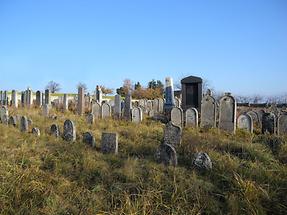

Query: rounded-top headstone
<box><xmin>63</xmin><ymin>119</ymin><xmax>76</xmax><ymax>142</ymax></box>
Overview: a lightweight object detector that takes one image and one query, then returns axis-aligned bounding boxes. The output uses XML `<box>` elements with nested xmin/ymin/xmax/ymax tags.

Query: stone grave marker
<box><xmin>63</xmin><ymin>119</ymin><xmax>76</xmax><ymax>141</ymax></box>
<box><xmin>278</xmin><ymin>114</ymin><xmax>287</xmax><ymax>135</ymax></box>
<box><xmin>20</xmin><ymin>116</ymin><xmax>28</xmax><ymax>132</ymax></box>
<box><xmin>83</xmin><ymin>132</ymin><xmax>96</xmax><ymax>147</ymax></box>
<box><xmin>92</xmin><ymin>102</ymin><xmax>101</xmax><ymax>119</ymax></box>
<box><xmin>101</xmin><ymin>132</ymin><xmax>118</xmax><ymax>154</ymax></box>
<box><xmin>170</xmin><ymin>107</ymin><xmax>183</xmax><ymax>127</ymax></box>
<box><xmin>237</xmin><ymin>113</ymin><xmax>253</xmax><ymax>133</ymax></box>
<box><xmin>86</xmin><ymin>113</ymin><xmax>95</xmax><ymax>124</ymax></box>
<box><xmin>102</xmin><ymin>103</ymin><xmax>111</xmax><ymax>119</ymax></box>
<box><xmin>32</xmin><ymin>127</ymin><xmax>41</xmax><ymax>136</ymax></box>
<box><xmin>200</xmin><ymin>90</ymin><xmax>217</xmax><ymax>129</ymax></box>
<box><xmin>156</xmin><ymin>143</ymin><xmax>177</xmax><ymax>166</ymax></box>
<box><xmin>8</xmin><ymin>116</ymin><xmax>17</xmax><ymax>127</ymax></box>
<box><xmin>132</xmin><ymin>107</ymin><xmax>143</xmax><ymax>123</ymax></box>
<box><xmin>50</xmin><ymin>124</ymin><xmax>60</xmax><ymax>137</ymax></box>
<box><xmin>262</xmin><ymin>112</ymin><xmax>276</xmax><ymax>134</ymax></box>
<box><xmin>164</xmin><ymin>121</ymin><xmax>182</xmax><ymax>147</ymax></box>
<box><xmin>185</xmin><ymin>108</ymin><xmax>198</xmax><ymax>127</ymax></box>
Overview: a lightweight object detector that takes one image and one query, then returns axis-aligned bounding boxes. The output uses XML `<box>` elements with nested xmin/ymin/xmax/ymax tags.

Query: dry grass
<box><xmin>0</xmin><ymin>107</ymin><xmax>287</xmax><ymax>214</ymax></box>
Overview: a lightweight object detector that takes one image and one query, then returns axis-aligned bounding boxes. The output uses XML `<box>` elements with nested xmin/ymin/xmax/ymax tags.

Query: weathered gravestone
<box><xmin>102</xmin><ymin>103</ymin><xmax>111</xmax><ymax>119</ymax></box>
<box><xmin>36</xmin><ymin>91</ymin><xmax>42</xmax><ymax>107</ymax></box>
<box><xmin>278</xmin><ymin>114</ymin><xmax>287</xmax><ymax>135</ymax></box>
<box><xmin>114</xmin><ymin>94</ymin><xmax>122</xmax><ymax>119</ymax></box>
<box><xmin>8</xmin><ymin>116</ymin><xmax>17</xmax><ymax>127</ymax></box>
<box><xmin>218</xmin><ymin>93</ymin><xmax>237</xmax><ymax>133</ymax></box>
<box><xmin>185</xmin><ymin>108</ymin><xmax>198</xmax><ymax>127</ymax></box>
<box><xmin>156</xmin><ymin>143</ymin><xmax>177</xmax><ymax>166</ymax></box>
<box><xmin>91</xmin><ymin>102</ymin><xmax>101</xmax><ymax>119</ymax></box>
<box><xmin>63</xmin><ymin>120</ymin><xmax>76</xmax><ymax>141</ymax></box>
<box><xmin>146</xmin><ymin>100</ymin><xmax>153</xmax><ymax>112</ymax></box>
<box><xmin>262</xmin><ymin>112</ymin><xmax>276</xmax><ymax>134</ymax></box>
<box><xmin>193</xmin><ymin>152</ymin><xmax>212</xmax><ymax>171</ymax></box>
<box><xmin>148</xmin><ymin>110</ymin><xmax>155</xmax><ymax>117</ymax></box>
<box><xmin>32</xmin><ymin>127</ymin><xmax>41</xmax><ymax>136</ymax></box>
<box><xmin>131</xmin><ymin>107</ymin><xmax>143</xmax><ymax>123</ymax></box>
<box><xmin>11</xmin><ymin>90</ymin><xmax>18</xmax><ymax>108</ymax></box>
<box><xmin>170</xmin><ymin>107</ymin><xmax>183</xmax><ymax>127</ymax></box>
<box><xmin>20</xmin><ymin>116</ymin><xmax>28</xmax><ymax>132</ymax></box>
<box><xmin>42</xmin><ymin>104</ymin><xmax>50</xmax><ymax>117</ymax></box>
<box><xmin>83</xmin><ymin>132</ymin><xmax>96</xmax><ymax>147</ymax></box>
<box><xmin>247</xmin><ymin>110</ymin><xmax>259</xmax><ymax>126</ymax></box>
<box><xmin>174</xmin><ymin>97</ymin><xmax>181</xmax><ymax>108</ymax></box>
<box><xmin>158</xmin><ymin>98</ymin><xmax>164</xmax><ymax>113</ymax></box>
<box><xmin>63</xmin><ymin>94</ymin><xmax>69</xmax><ymax>111</ymax></box>
<box><xmin>164</xmin><ymin>122</ymin><xmax>182</xmax><ymax>147</ymax></box>
<box><xmin>123</xmin><ymin>92</ymin><xmax>132</xmax><ymax>121</ymax></box>
<box><xmin>45</xmin><ymin>89</ymin><xmax>50</xmax><ymax>105</ymax></box>
<box><xmin>50</xmin><ymin>124</ymin><xmax>60</xmax><ymax>137</ymax></box>
<box><xmin>0</xmin><ymin>106</ymin><xmax>8</xmax><ymax>124</ymax></box>
<box><xmin>95</xmin><ymin>85</ymin><xmax>103</xmax><ymax>104</ymax></box>
<box><xmin>77</xmin><ymin>87</ymin><xmax>85</xmax><ymax>115</ymax></box>
<box><xmin>153</xmin><ymin>99</ymin><xmax>159</xmax><ymax>113</ymax></box>
<box><xmin>200</xmin><ymin>90</ymin><xmax>217</xmax><ymax>129</ymax></box>
<box><xmin>237</xmin><ymin>113</ymin><xmax>253</xmax><ymax>133</ymax></box>
<box><xmin>86</xmin><ymin>113</ymin><xmax>95</xmax><ymax>124</ymax></box>
<box><xmin>101</xmin><ymin>132</ymin><xmax>118</xmax><ymax>154</ymax></box>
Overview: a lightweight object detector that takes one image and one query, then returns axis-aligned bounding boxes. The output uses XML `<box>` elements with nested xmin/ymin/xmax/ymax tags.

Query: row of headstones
<box><xmin>169</xmin><ymin>92</ymin><xmax>287</xmax><ymax>135</ymax></box>
<box><xmin>0</xmin><ymin>89</ymin><xmax>56</xmax><ymax>108</ymax></box>
<box><xmin>0</xmin><ymin>109</ymin><xmax>120</xmax><ymax>154</ymax></box>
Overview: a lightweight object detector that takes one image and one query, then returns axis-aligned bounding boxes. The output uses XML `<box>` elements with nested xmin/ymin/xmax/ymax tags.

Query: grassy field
<box><xmin>0</xmin><ymin>107</ymin><xmax>287</xmax><ymax>214</ymax></box>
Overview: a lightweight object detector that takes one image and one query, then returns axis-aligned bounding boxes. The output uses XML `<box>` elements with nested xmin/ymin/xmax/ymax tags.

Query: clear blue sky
<box><xmin>0</xmin><ymin>0</ymin><xmax>286</xmax><ymax>95</ymax></box>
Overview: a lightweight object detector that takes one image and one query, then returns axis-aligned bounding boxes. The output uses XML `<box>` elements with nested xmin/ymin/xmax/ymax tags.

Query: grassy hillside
<box><xmin>0</xmin><ymin>107</ymin><xmax>287</xmax><ymax>214</ymax></box>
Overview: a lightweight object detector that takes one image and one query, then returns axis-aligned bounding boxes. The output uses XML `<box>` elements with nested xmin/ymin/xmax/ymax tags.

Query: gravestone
<box><xmin>11</xmin><ymin>90</ymin><xmax>18</xmax><ymax>108</ymax></box>
<box><xmin>45</xmin><ymin>89</ymin><xmax>50</xmax><ymax>105</ymax></box>
<box><xmin>185</xmin><ymin>108</ymin><xmax>198</xmax><ymax>127</ymax></box>
<box><xmin>20</xmin><ymin>91</ymin><xmax>25</xmax><ymax>107</ymax></box>
<box><xmin>86</xmin><ymin>113</ymin><xmax>95</xmax><ymax>124</ymax></box>
<box><xmin>158</xmin><ymin>98</ymin><xmax>164</xmax><ymax>113</ymax></box>
<box><xmin>20</xmin><ymin>116</ymin><xmax>28</xmax><ymax>132</ymax></box>
<box><xmin>164</xmin><ymin>77</ymin><xmax>175</xmax><ymax>113</ymax></box>
<box><xmin>131</xmin><ymin>107</ymin><xmax>143</xmax><ymax>123</ymax></box>
<box><xmin>174</xmin><ymin>97</ymin><xmax>181</xmax><ymax>108</ymax></box>
<box><xmin>170</xmin><ymin>107</ymin><xmax>183</xmax><ymax>127</ymax></box>
<box><xmin>156</xmin><ymin>143</ymin><xmax>177</xmax><ymax>166</ymax></box>
<box><xmin>148</xmin><ymin>110</ymin><xmax>155</xmax><ymax>117</ymax></box>
<box><xmin>218</xmin><ymin>93</ymin><xmax>237</xmax><ymax>133</ymax></box>
<box><xmin>181</xmin><ymin>75</ymin><xmax>202</xmax><ymax>112</ymax></box>
<box><xmin>237</xmin><ymin>113</ymin><xmax>253</xmax><ymax>133</ymax></box>
<box><xmin>3</xmin><ymin>91</ymin><xmax>8</xmax><ymax>105</ymax></box>
<box><xmin>8</xmin><ymin>116</ymin><xmax>17</xmax><ymax>127</ymax></box>
<box><xmin>96</xmin><ymin>85</ymin><xmax>103</xmax><ymax>104</ymax></box>
<box><xmin>164</xmin><ymin>122</ymin><xmax>182</xmax><ymax>147</ymax></box>
<box><xmin>278</xmin><ymin>114</ymin><xmax>287</xmax><ymax>135</ymax></box>
<box><xmin>83</xmin><ymin>132</ymin><xmax>96</xmax><ymax>147</ymax></box>
<box><xmin>114</xmin><ymin>94</ymin><xmax>122</xmax><ymax>119</ymax></box>
<box><xmin>32</xmin><ymin>127</ymin><xmax>41</xmax><ymax>136</ymax></box>
<box><xmin>101</xmin><ymin>132</ymin><xmax>118</xmax><ymax>154</ymax></box>
<box><xmin>92</xmin><ymin>102</ymin><xmax>101</xmax><ymax>119</ymax></box>
<box><xmin>147</xmin><ymin>100</ymin><xmax>153</xmax><ymax>112</ymax></box>
<box><xmin>247</xmin><ymin>110</ymin><xmax>259</xmax><ymax>126</ymax></box>
<box><xmin>153</xmin><ymin>99</ymin><xmax>159</xmax><ymax>113</ymax></box>
<box><xmin>200</xmin><ymin>90</ymin><xmax>217</xmax><ymax>129</ymax></box>
<box><xmin>42</xmin><ymin>104</ymin><xmax>50</xmax><ymax>117</ymax></box>
<box><xmin>63</xmin><ymin>119</ymin><xmax>76</xmax><ymax>141</ymax></box>
<box><xmin>193</xmin><ymin>152</ymin><xmax>212</xmax><ymax>171</ymax></box>
<box><xmin>102</xmin><ymin>103</ymin><xmax>111</xmax><ymax>118</ymax></box>
<box><xmin>262</xmin><ymin>112</ymin><xmax>276</xmax><ymax>134</ymax></box>
<box><xmin>50</xmin><ymin>124</ymin><xmax>60</xmax><ymax>137</ymax></box>
<box><xmin>63</xmin><ymin>94</ymin><xmax>68</xmax><ymax>111</ymax></box>
<box><xmin>77</xmin><ymin>87</ymin><xmax>85</xmax><ymax>115</ymax></box>
<box><xmin>36</xmin><ymin>91</ymin><xmax>42</xmax><ymax>107</ymax></box>
<box><xmin>123</xmin><ymin>92</ymin><xmax>132</xmax><ymax>121</ymax></box>
<box><xmin>0</xmin><ymin>106</ymin><xmax>8</xmax><ymax>124</ymax></box>
<box><xmin>26</xmin><ymin>88</ymin><xmax>32</xmax><ymax>108</ymax></box>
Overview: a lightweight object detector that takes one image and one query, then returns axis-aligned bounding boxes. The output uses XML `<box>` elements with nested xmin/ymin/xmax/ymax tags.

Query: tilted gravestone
<box><xmin>50</xmin><ymin>124</ymin><xmax>60</xmax><ymax>137</ymax></box>
<box><xmin>20</xmin><ymin>116</ymin><xmax>28</xmax><ymax>132</ymax></box>
<box><xmin>101</xmin><ymin>132</ymin><xmax>118</xmax><ymax>154</ymax></box>
<box><xmin>164</xmin><ymin>122</ymin><xmax>182</xmax><ymax>147</ymax></box>
<box><xmin>63</xmin><ymin>119</ymin><xmax>76</xmax><ymax>141</ymax></box>
<box><xmin>200</xmin><ymin>90</ymin><xmax>216</xmax><ymax>129</ymax></box>
<box><xmin>170</xmin><ymin>107</ymin><xmax>183</xmax><ymax>127</ymax></box>
<box><xmin>262</xmin><ymin>112</ymin><xmax>276</xmax><ymax>134</ymax></box>
<box><xmin>91</xmin><ymin>102</ymin><xmax>101</xmax><ymax>119</ymax></box>
<box><xmin>237</xmin><ymin>113</ymin><xmax>253</xmax><ymax>133</ymax></box>
<box><xmin>0</xmin><ymin>106</ymin><xmax>8</xmax><ymax>124</ymax></box>
<box><xmin>156</xmin><ymin>143</ymin><xmax>177</xmax><ymax>166</ymax></box>
<box><xmin>8</xmin><ymin>116</ymin><xmax>17</xmax><ymax>127</ymax></box>
<box><xmin>86</xmin><ymin>113</ymin><xmax>95</xmax><ymax>124</ymax></box>
<box><xmin>83</xmin><ymin>132</ymin><xmax>96</xmax><ymax>147</ymax></box>
<box><xmin>131</xmin><ymin>107</ymin><xmax>143</xmax><ymax>124</ymax></box>
<box><xmin>185</xmin><ymin>108</ymin><xmax>198</xmax><ymax>127</ymax></box>
<box><xmin>278</xmin><ymin>114</ymin><xmax>287</xmax><ymax>135</ymax></box>
<box><xmin>218</xmin><ymin>93</ymin><xmax>237</xmax><ymax>133</ymax></box>
<box><xmin>32</xmin><ymin>127</ymin><xmax>41</xmax><ymax>136</ymax></box>
<box><xmin>102</xmin><ymin>103</ymin><xmax>111</xmax><ymax>119</ymax></box>
<box><xmin>193</xmin><ymin>152</ymin><xmax>212</xmax><ymax>171</ymax></box>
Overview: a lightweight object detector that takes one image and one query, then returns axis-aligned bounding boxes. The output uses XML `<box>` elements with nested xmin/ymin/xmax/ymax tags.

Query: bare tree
<box><xmin>77</xmin><ymin>82</ymin><xmax>88</xmax><ymax>92</ymax></box>
<box><xmin>46</xmin><ymin>81</ymin><xmax>61</xmax><ymax>93</ymax></box>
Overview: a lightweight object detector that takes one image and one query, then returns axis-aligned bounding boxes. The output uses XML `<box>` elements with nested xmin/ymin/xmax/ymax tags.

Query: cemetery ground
<box><xmin>0</xmin><ymin>108</ymin><xmax>287</xmax><ymax>215</ymax></box>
